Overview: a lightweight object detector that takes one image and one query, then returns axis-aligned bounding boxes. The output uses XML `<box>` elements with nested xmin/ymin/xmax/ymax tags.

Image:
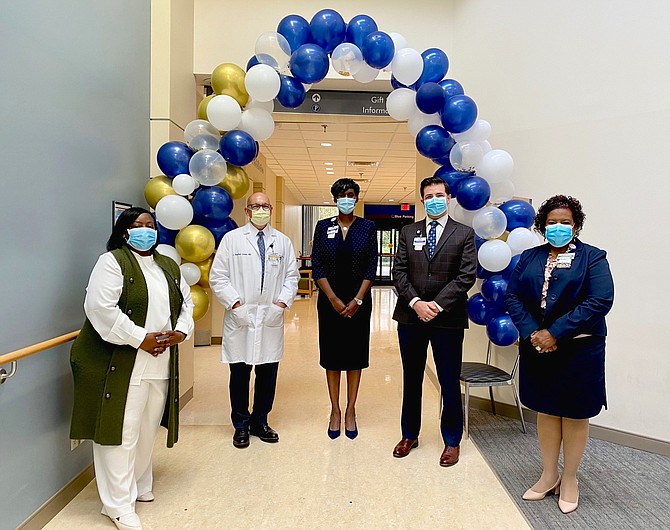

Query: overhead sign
<box><xmin>275</xmin><ymin>90</ymin><xmax>390</xmax><ymax>116</ymax></box>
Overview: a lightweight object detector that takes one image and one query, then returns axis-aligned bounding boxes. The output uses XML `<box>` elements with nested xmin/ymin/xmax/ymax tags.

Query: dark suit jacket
<box><xmin>505</xmin><ymin>239</ymin><xmax>614</xmax><ymax>341</ymax></box>
<box><xmin>392</xmin><ymin>217</ymin><xmax>477</xmax><ymax>328</ymax></box>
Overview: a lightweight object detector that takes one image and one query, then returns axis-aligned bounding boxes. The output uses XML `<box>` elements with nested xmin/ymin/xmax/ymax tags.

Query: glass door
<box><xmin>376</xmin><ymin>228</ymin><xmax>399</xmax><ymax>285</ymax></box>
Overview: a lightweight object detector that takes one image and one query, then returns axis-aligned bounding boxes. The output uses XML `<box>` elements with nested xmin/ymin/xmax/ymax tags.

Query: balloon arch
<box><xmin>146</xmin><ymin>8</ymin><xmax>539</xmax><ymax>343</ymax></box>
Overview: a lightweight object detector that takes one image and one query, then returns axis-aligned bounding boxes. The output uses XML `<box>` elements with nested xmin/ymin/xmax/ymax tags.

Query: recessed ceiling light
<box><xmin>389</xmin><ymin>199</ymin><xmax>395</xmax><ymax>202</ymax></box>
<box><xmin>322</xmin><ymin>201</ymin><xmax>330</xmax><ymax>204</ymax></box>
<box><xmin>321</xmin><ymin>142</ymin><xmax>332</xmax><ymax>147</ymax></box>
<box><xmin>324</xmin><ymin>162</ymin><xmax>333</xmax><ymax>166</ymax></box>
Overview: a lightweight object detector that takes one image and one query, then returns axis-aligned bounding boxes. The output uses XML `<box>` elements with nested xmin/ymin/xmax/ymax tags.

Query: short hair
<box><xmin>330</xmin><ymin>178</ymin><xmax>360</xmax><ymax>200</ymax></box>
<box><xmin>107</xmin><ymin>207</ymin><xmax>155</xmax><ymax>251</ymax></box>
<box><xmin>420</xmin><ymin>176</ymin><xmax>450</xmax><ymax>198</ymax></box>
<box><xmin>534</xmin><ymin>195</ymin><xmax>586</xmax><ymax>236</ymax></box>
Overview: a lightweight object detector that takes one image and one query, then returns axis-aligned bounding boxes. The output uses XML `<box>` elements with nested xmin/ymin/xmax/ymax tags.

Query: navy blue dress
<box><xmin>506</xmin><ymin>240</ymin><xmax>614</xmax><ymax>419</ymax></box>
<box><xmin>311</xmin><ymin>217</ymin><xmax>378</xmax><ymax>371</ymax></box>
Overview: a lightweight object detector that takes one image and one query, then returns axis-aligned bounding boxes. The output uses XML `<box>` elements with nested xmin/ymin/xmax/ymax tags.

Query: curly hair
<box><xmin>534</xmin><ymin>195</ymin><xmax>585</xmax><ymax>236</ymax></box>
<box><xmin>330</xmin><ymin>178</ymin><xmax>360</xmax><ymax>200</ymax></box>
<box><xmin>107</xmin><ymin>207</ymin><xmax>155</xmax><ymax>251</ymax></box>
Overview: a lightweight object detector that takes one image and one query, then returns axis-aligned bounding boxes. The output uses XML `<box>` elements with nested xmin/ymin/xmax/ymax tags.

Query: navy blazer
<box><xmin>392</xmin><ymin>217</ymin><xmax>477</xmax><ymax>328</ymax></box>
<box><xmin>505</xmin><ymin>239</ymin><xmax>614</xmax><ymax>341</ymax></box>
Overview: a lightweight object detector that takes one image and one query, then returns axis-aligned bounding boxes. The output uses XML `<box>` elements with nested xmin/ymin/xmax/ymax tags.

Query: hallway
<box><xmin>44</xmin><ymin>288</ymin><xmax>528</xmax><ymax>529</ymax></box>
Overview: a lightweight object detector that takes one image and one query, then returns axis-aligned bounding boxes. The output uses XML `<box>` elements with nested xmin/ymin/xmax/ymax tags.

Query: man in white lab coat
<box><xmin>209</xmin><ymin>192</ymin><xmax>299</xmax><ymax>448</ymax></box>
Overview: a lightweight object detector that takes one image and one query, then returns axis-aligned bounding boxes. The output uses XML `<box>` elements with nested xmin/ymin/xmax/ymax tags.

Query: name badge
<box><xmin>413</xmin><ymin>237</ymin><xmax>426</xmax><ymax>251</ymax></box>
<box><xmin>327</xmin><ymin>225</ymin><xmax>338</xmax><ymax>239</ymax></box>
<box><xmin>268</xmin><ymin>253</ymin><xmax>282</xmax><ymax>266</ymax></box>
<box><xmin>556</xmin><ymin>261</ymin><xmax>572</xmax><ymax>268</ymax></box>
<box><xmin>556</xmin><ymin>252</ymin><xmax>574</xmax><ymax>262</ymax></box>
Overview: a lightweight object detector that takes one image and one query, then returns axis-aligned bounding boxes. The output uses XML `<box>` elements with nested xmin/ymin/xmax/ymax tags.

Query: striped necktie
<box><xmin>257</xmin><ymin>231</ymin><xmax>265</xmax><ymax>292</ymax></box>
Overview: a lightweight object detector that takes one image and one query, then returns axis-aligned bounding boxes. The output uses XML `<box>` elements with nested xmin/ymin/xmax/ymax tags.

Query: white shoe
<box><xmin>137</xmin><ymin>491</ymin><xmax>155</xmax><ymax>502</ymax></box>
<box><xmin>101</xmin><ymin>508</ymin><xmax>142</xmax><ymax>530</ymax></box>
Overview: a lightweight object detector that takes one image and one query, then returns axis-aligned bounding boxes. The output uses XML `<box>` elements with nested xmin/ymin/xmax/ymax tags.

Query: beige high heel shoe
<box><xmin>558</xmin><ymin>480</ymin><xmax>579</xmax><ymax>514</ymax></box>
<box><xmin>522</xmin><ymin>475</ymin><xmax>561</xmax><ymax>501</ymax></box>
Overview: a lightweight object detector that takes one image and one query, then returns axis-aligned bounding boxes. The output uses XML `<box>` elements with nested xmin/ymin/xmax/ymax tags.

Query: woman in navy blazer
<box><xmin>506</xmin><ymin>195</ymin><xmax>614</xmax><ymax>514</ymax></box>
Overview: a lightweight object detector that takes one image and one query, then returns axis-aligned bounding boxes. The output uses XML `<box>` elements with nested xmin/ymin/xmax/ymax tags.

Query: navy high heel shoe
<box><xmin>345</xmin><ymin>420</ymin><xmax>358</xmax><ymax>439</ymax></box>
<box><xmin>328</xmin><ymin>427</ymin><xmax>341</xmax><ymax>439</ymax></box>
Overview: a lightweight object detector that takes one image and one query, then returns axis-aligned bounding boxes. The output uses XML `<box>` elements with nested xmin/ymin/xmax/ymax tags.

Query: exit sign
<box><xmin>400</xmin><ymin>203</ymin><xmax>410</xmax><ymax>211</ymax></box>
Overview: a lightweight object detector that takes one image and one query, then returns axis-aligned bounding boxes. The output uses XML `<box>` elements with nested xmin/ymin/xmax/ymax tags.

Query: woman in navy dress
<box><xmin>311</xmin><ymin>178</ymin><xmax>378</xmax><ymax>440</ymax></box>
<box><xmin>506</xmin><ymin>195</ymin><xmax>614</xmax><ymax>514</ymax></box>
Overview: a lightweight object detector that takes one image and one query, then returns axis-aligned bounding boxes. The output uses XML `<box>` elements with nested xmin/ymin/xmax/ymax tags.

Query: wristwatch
<box><xmin>354</xmin><ymin>297</ymin><xmax>363</xmax><ymax>306</ymax></box>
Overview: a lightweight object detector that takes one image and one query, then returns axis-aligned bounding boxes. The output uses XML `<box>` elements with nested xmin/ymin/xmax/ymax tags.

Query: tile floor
<box><xmin>44</xmin><ymin>287</ymin><xmax>529</xmax><ymax>529</ymax></box>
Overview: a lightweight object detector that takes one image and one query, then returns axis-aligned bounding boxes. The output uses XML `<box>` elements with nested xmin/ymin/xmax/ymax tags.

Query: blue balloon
<box><xmin>468</xmin><ymin>293</ymin><xmax>503</xmax><ymax>326</ymax></box>
<box><xmin>441</xmin><ymin>94</ymin><xmax>478</xmax><ymax>133</ymax></box>
<box><xmin>499</xmin><ymin>200</ymin><xmax>536</xmax><ymax>231</ymax></box>
<box><xmin>481</xmin><ymin>275</ymin><xmax>509</xmax><ymax>309</ymax></box>
<box><xmin>361</xmin><ymin>31</ymin><xmax>395</xmax><ymax>69</ymax></box>
<box><xmin>474</xmin><ymin>235</ymin><xmax>486</xmax><ymax>251</ymax></box>
<box><xmin>390</xmin><ymin>75</ymin><xmax>413</xmax><ymax>91</ymax></box>
<box><xmin>309</xmin><ymin>9</ymin><xmax>346</xmax><ymax>54</ymax></box>
<box><xmin>157</xmin><ymin>221</ymin><xmax>178</xmax><ymax>246</ymax></box>
<box><xmin>439</xmin><ymin>78</ymin><xmax>465</xmax><ymax>98</ymax></box>
<box><xmin>205</xmin><ymin>217</ymin><xmax>238</xmax><ymax>248</ymax></box>
<box><xmin>277</xmin><ymin>74</ymin><xmax>306</xmax><ymax>108</ymax></box>
<box><xmin>434</xmin><ymin>167</ymin><xmax>470</xmax><ymax>198</ymax></box>
<box><xmin>346</xmin><ymin>14</ymin><xmax>378</xmax><ymax>49</ymax></box>
<box><xmin>246</xmin><ymin>55</ymin><xmax>261</xmax><ymax>71</ymax></box>
<box><xmin>486</xmin><ymin>314</ymin><xmax>519</xmax><ymax>346</ymax></box>
<box><xmin>416</xmin><ymin>48</ymin><xmax>449</xmax><ymax>87</ymax></box>
<box><xmin>415</xmin><ymin>125</ymin><xmax>454</xmax><ymax>160</ymax></box>
<box><xmin>416</xmin><ymin>82</ymin><xmax>446</xmax><ymax>114</ymax></box>
<box><xmin>456</xmin><ymin>176</ymin><xmax>490</xmax><ymax>211</ymax></box>
<box><xmin>432</xmin><ymin>153</ymin><xmax>455</xmax><ymax>168</ymax></box>
<box><xmin>156</xmin><ymin>141</ymin><xmax>193</xmax><ymax>177</ymax></box>
<box><xmin>477</xmin><ymin>262</ymin><xmax>496</xmax><ymax>280</ymax></box>
<box><xmin>289</xmin><ymin>44</ymin><xmax>329</xmax><ymax>84</ymax></box>
<box><xmin>192</xmin><ymin>186</ymin><xmax>233</xmax><ymax>226</ymax></box>
<box><xmin>219</xmin><ymin>130</ymin><xmax>258</xmax><ymax>167</ymax></box>
<box><xmin>501</xmin><ymin>254</ymin><xmax>521</xmax><ymax>280</ymax></box>
<box><xmin>277</xmin><ymin>14</ymin><xmax>311</xmax><ymax>53</ymax></box>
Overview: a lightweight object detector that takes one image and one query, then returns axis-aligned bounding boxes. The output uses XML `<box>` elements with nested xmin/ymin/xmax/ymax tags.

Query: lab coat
<box><xmin>209</xmin><ymin>222</ymin><xmax>299</xmax><ymax>364</ymax></box>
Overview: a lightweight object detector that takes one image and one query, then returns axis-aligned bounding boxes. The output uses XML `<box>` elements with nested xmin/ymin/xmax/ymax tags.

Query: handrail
<box><xmin>0</xmin><ymin>330</ymin><xmax>79</xmax><ymax>384</ymax></box>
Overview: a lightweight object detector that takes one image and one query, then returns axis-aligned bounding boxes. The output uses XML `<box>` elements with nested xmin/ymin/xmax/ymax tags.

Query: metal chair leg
<box><xmin>512</xmin><ymin>380</ymin><xmax>526</xmax><ymax>434</ymax></box>
<box><xmin>489</xmin><ymin>386</ymin><xmax>496</xmax><ymax>415</ymax></box>
<box><xmin>464</xmin><ymin>382</ymin><xmax>470</xmax><ymax>439</ymax></box>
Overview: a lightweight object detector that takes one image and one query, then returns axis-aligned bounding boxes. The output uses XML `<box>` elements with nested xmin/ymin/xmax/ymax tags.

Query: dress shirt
<box><xmin>408</xmin><ymin>214</ymin><xmax>450</xmax><ymax>311</ymax></box>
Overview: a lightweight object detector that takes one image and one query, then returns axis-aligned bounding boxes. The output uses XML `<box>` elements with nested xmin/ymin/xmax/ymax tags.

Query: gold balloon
<box><xmin>175</xmin><ymin>225</ymin><xmax>215</xmax><ymax>263</ymax></box>
<box><xmin>190</xmin><ymin>284</ymin><xmax>210</xmax><ymax>322</ymax></box>
<box><xmin>211</xmin><ymin>63</ymin><xmax>249</xmax><ymax>107</ymax></box>
<box><xmin>194</xmin><ymin>255</ymin><xmax>214</xmax><ymax>287</ymax></box>
<box><xmin>217</xmin><ymin>165</ymin><xmax>250</xmax><ymax>200</ymax></box>
<box><xmin>144</xmin><ymin>176</ymin><xmax>176</xmax><ymax>209</ymax></box>
<box><xmin>197</xmin><ymin>94</ymin><xmax>215</xmax><ymax>121</ymax></box>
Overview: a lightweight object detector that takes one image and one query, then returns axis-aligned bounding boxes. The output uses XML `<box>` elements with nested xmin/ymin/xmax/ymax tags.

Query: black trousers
<box><xmin>229</xmin><ymin>362</ymin><xmax>279</xmax><ymax>429</ymax></box>
<box><xmin>397</xmin><ymin>324</ymin><xmax>464</xmax><ymax>447</ymax></box>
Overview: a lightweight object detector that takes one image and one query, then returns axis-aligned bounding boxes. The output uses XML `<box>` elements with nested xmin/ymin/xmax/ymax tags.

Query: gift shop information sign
<box><xmin>276</xmin><ymin>90</ymin><xmax>390</xmax><ymax>116</ymax></box>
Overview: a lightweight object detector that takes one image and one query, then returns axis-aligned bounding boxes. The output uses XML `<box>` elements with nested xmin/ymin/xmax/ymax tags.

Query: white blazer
<box><xmin>209</xmin><ymin>223</ymin><xmax>299</xmax><ymax>364</ymax></box>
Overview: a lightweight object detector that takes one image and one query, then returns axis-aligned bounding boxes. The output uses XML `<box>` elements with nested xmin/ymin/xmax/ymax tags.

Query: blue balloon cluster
<box><xmin>346</xmin><ymin>14</ymin><xmax>378</xmax><ymax>49</ymax></box>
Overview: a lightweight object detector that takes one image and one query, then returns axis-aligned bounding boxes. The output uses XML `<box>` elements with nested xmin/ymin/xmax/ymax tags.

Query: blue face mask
<box><xmin>337</xmin><ymin>197</ymin><xmax>356</xmax><ymax>215</ymax></box>
<box><xmin>545</xmin><ymin>224</ymin><xmax>573</xmax><ymax>248</ymax></box>
<box><xmin>424</xmin><ymin>196</ymin><xmax>448</xmax><ymax>217</ymax></box>
<box><xmin>127</xmin><ymin>227</ymin><xmax>157</xmax><ymax>251</ymax></box>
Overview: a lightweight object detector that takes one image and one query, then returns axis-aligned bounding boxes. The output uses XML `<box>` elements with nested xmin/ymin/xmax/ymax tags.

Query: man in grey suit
<box><xmin>392</xmin><ymin>176</ymin><xmax>477</xmax><ymax>466</ymax></box>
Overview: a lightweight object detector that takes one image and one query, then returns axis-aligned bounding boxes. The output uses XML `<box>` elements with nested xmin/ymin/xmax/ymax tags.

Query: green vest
<box><xmin>70</xmin><ymin>246</ymin><xmax>183</xmax><ymax>447</ymax></box>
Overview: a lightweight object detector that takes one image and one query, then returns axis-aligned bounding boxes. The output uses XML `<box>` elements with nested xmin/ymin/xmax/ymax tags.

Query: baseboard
<box><xmin>211</xmin><ymin>336</ymin><xmax>222</xmax><ymax>345</ymax></box>
<box><xmin>180</xmin><ymin>386</ymin><xmax>193</xmax><ymax>410</ymax></box>
<box><xmin>18</xmin><ymin>463</ymin><xmax>95</xmax><ymax>530</ymax></box>
<box><xmin>425</xmin><ymin>366</ymin><xmax>670</xmax><ymax>457</ymax></box>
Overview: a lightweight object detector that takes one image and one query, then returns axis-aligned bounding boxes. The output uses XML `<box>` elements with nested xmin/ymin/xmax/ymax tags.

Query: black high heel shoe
<box><xmin>328</xmin><ymin>414</ymin><xmax>341</xmax><ymax>439</ymax></box>
<box><xmin>345</xmin><ymin>419</ymin><xmax>358</xmax><ymax>440</ymax></box>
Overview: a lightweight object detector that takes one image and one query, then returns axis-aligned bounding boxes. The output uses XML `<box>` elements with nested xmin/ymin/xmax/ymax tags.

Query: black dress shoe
<box><xmin>250</xmin><ymin>424</ymin><xmax>279</xmax><ymax>443</ymax></box>
<box><xmin>233</xmin><ymin>427</ymin><xmax>250</xmax><ymax>448</ymax></box>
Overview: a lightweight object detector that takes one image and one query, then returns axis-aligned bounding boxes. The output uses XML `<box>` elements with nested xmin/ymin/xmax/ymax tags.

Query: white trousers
<box><xmin>93</xmin><ymin>379</ymin><xmax>168</xmax><ymax>519</ymax></box>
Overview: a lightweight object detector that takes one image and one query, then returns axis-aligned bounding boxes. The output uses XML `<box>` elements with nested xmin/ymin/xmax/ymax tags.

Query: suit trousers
<box><xmin>92</xmin><ymin>378</ymin><xmax>168</xmax><ymax>519</ymax></box>
<box><xmin>229</xmin><ymin>362</ymin><xmax>279</xmax><ymax>428</ymax></box>
<box><xmin>397</xmin><ymin>324</ymin><xmax>465</xmax><ymax>447</ymax></box>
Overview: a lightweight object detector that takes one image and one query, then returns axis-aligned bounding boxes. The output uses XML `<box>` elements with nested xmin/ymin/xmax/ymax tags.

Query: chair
<box><xmin>460</xmin><ymin>341</ymin><xmax>526</xmax><ymax>438</ymax></box>
<box><xmin>296</xmin><ymin>269</ymin><xmax>314</xmax><ymax>297</ymax></box>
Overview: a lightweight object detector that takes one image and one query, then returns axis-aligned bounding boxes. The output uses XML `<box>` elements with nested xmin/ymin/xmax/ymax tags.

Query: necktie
<box><xmin>428</xmin><ymin>220</ymin><xmax>438</xmax><ymax>259</ymax></box>
<box><xmin>257</xmin><ymin>231</ymin><xmax>265</xmax><ymax>292</ymax></box>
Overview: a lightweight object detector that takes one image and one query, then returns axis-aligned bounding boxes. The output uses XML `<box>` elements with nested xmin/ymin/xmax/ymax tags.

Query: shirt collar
<box><xmin>426</xmin><ymin>214</ymin><xmax>449</xmax><ymax>230</ymax></box>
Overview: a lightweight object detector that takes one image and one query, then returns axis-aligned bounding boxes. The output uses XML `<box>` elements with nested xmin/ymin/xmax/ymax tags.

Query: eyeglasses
<box><xmin>247</xmin><ymin>204</ymin><xmax>272</xmax><ymax>211</ymax></box>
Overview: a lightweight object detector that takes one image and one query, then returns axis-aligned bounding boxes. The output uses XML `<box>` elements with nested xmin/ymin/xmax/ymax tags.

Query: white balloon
<box><xmin>206</xmin><ymin>95</ymin><xmax>242</xmax><ymax>131</ymax></box>
<box><xmin>507</xmin><ymin>227</ymin><xmax>538</xmax><ymax>255</ymax></box>
<box><xmin>189</xmin><ymin>133</ymin><xmax>220</xmax><ymax>151</ymax></box>
<box><xmin>255</xmin><ymin>32</ymin><xmax>291</xmax><ymax>71</ymax></box>
<box><xmin>245</xmin><ymin>98</ymin><xmax>275</xmax><ymax>113</ymax></box>
<box><xmin>489</xmin><ymin>179</ymin><xmax>516</xmax><ymax>204</ymax></box>
<box><xmin>388</xmin><ymin>33</ymin><xmax>407</xmax><ymax>53</ymax></box>
<box><xmin>172</xmin><ymin>174</ymin><xmax>197</xmax><ymax>196</ymax></box>
<box><xmin>352</xmin><ymin>61</ymin><xmax>379</xmax><ymax>83</ymax></box>
<box><xmin>478</xmin><ymin>239</ymin><xmax>512</xmax><ymax>272</ymax></box>
<box><xmin>331</xmin><ymin>42</ymin><xmax>364</xmax><ymax>76</ymax></box>
<box><xmin>189</xmin><ymin>149</ymin><xmax>227</xmax><ymax>187</ymax></box>
<box><xmin>156</xmin><ymin>244</ymin><xmax>182</xmax><ymax>265</ymax></box>
<box><xmin>407</xmin><ymin>110</ymin><xmax>441</xmax><ymax>137</ymax></box>
<box><xmin>184</xmin><ymin>119</ymin><xmax>219</xmax><ymax>144</ymax></box>
<box><xmin>238</xmin><ymin>108</ymin><xmax>275</xmax><ymax>141</ymax></box>
<box><xmin>479</xmin><ymin>140</ymin><xmax>492</xmax><ymax>154</ymax></box>
<box><xmin>452</xmin><ymin>119</ymin><xmax>492</xmax><ymax>143</ymax></box>
<box><xmin>244</xmin><ymin>64</ymin><xmax>281</xmax><ymax>103</ymax></box>
<box><xmin>450</xmin><ymin>141</ymin><xmax>484</xmax><ymax>172</ymax></box>
<box><xmin>155</xmin><ymin>195</ymin><xmax>193</xmax><ymax>231</ymax></box>
<box><xmin>472</xmin><ymin>206</ymin><xmax>508</xmax><ymax>240</ymax></box>
<box><xmin>451</xmin><ymin>201</ymin><xmax>481</xmax><ymax>227</ymax></box>
<box><xmin>180</xmin><ymin>262</ymin><xmax>201</xmax><ymax>286</ymax></box>
<box><xmin>477</xmin><ymin>149</ymin><xmax>514</xmax><ymax>184</ymax></box>
<box><xmin>391</xmin><ymin>48</ymin><xmax>423</xmax><ymax>86</ymax></box>
<box><xmin>386</xmin><ymin>88</ymin><xmax>418</xmax><ymax>121</ymax></box>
